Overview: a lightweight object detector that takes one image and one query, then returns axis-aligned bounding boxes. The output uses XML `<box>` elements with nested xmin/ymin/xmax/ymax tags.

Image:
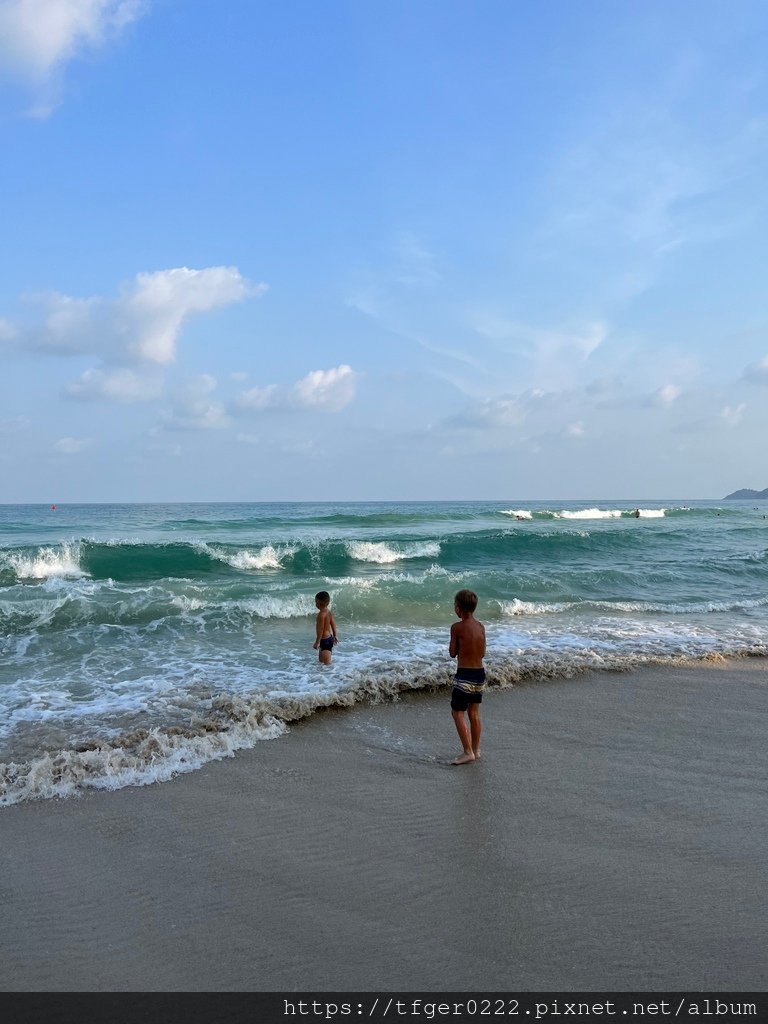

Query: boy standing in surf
<box><xmin>313</xmin><ymin>591</ymin><xmax>338</xmax><ymax>665</ymax></box>
<box><xmin>449</xmin><ymin>589</ymin><xmax>486</xmax><ymax>765</ymax></box>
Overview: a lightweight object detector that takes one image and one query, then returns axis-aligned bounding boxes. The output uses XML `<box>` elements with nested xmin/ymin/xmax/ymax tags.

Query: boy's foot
<box><xmin>473</xmin><ymin>751</ymin><xmax>481</xmax><ymax>759</ymax></box>
<box><xmin>451</xmin><ymin>752</ymin><xmax>476</xmax><ymax>765</ymax></box>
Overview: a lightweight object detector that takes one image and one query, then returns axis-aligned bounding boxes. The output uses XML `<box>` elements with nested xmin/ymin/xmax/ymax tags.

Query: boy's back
<box><xmin>451</xmin><ymin>615</ymin><xmax>486</xmax><ymax>668</ymax></box>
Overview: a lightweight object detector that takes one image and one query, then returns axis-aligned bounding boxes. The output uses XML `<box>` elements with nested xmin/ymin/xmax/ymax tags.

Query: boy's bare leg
<box><xmin>319</xmin><ymin>650</ymin><xmax>332</xmax><ymax>665</ymax></box>
<box><xmin>451</xmin><ymin>709</ymin><xmax>475</xmax><ymax>764</ymax></box>
<box><xmin>468</xmin><ymin>703</ymin><xmax>482</xmax><ymax>758</ymax></box>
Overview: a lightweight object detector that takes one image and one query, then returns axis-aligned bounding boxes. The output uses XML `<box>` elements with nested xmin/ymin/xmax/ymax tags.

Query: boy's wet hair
<box><xmin>315</xmin><ymin>591</ymin><xmax>331</xmax><ymax>605</ymax></box>
<box><xmin>454</xmin><ymin>589</ymin><xmax>478</xmax><ymax>612</ymax></box>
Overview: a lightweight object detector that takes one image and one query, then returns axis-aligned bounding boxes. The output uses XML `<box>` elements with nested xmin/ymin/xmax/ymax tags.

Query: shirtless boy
<box><xmin>313</xmin><ymin>591</ymin><xmax>338</xmax><ymax>665</ymax></box>
<box><xmin>449</xmin><ymin>589</ymin><xmax>486</xmax><ymax>765</ymax></box>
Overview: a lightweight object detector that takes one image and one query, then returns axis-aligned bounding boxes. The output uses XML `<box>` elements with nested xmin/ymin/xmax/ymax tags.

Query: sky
<box><xmin>1</xmin><ymin>0</ymin><xmax>767</xmax><ymax>502</ymax></box>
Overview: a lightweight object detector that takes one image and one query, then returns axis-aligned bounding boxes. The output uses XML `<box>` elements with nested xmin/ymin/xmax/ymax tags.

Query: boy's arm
<box><xmin>449</xmin><ymin>622</ymin><xmax>459</xmax><ymax>659</ymax></box>
<box><xmin>313</xmin><ymin>610</ymin><xmax>325</xmax><ymax>648</ymax></box>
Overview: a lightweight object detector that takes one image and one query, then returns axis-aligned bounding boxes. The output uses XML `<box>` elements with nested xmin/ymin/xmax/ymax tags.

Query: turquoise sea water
<box><xmin>1</xmin><ymin>500</ymin><xmax>766</xmax><ymax>804</ymax></box>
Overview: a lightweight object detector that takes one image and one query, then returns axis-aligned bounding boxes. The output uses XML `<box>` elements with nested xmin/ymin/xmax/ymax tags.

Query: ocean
<box><xmin>1</xmin><ymin>499</ymin><xmax>766</xmax><ymax>805</ymax></box>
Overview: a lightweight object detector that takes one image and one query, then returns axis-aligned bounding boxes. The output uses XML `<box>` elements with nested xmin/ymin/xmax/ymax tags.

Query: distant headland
<box><xmin>724</xmin><ymin>487</ymin><xmax>768</xmax><ymax>499</ymax></box>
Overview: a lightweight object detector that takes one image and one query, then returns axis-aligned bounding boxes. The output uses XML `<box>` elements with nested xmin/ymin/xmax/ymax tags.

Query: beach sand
<box><xmin>1</xmin><ymin>659</ymin><xmax>766</xmax><ymax>992</ymax></box>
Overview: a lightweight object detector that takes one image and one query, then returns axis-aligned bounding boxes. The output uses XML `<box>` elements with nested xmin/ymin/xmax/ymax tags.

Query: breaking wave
<box><xmin>346</xmin><ymin>541</ymin><xmax>441</xmax><ymax>563</ymax></box>
<box><xmin>4</xmin><ymin>543</ymin><xmax>85</xmax><ymax>580</ymax></box>
<box><xmin>207</xmin><ymin>544</ymin><xmax>298</xmax><ymax>571</ymax></box>
<box><xmin>500</xmin><ymin>507</ymin><xmax>670</xmax><ymax>520</ymax></box>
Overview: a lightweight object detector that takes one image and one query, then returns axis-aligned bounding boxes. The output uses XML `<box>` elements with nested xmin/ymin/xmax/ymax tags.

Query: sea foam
<box><xmin>3</xmin><ymin>645</ymin><xmax>765</xmax><ymax>807</ymax></box>
<box><xmin>215</xmin><ymin>544</ymin><xmax>297</xmax><ymax>570</ymax></box>
<box><xmin>5</xmin><ymin>543</ymin><xmax>86</xmax><ymax>580</ymax></box>
<box><xmin>346</xmin><ymin>541</ymin><xmax>441</xmax><ymax>563</ymax></box>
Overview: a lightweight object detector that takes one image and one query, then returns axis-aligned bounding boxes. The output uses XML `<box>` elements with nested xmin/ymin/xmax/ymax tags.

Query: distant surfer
<box><xmin>634</xmin><ymin>508</ymin><xmax>640</xmax><ymax>518</ymax></box>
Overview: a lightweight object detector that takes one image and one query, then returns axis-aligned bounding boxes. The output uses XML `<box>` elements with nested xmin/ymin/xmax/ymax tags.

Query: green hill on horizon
<box><xmin>724</xmin><ymin>487</ymin><xmax>768</xmax><ymax>499</ymax></box>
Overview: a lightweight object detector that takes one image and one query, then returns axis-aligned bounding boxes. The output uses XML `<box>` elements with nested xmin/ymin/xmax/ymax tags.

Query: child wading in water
<box><xmin>313</xmin><ymin>590</ymin><xmax>338</xmax><ymax>665</ymax></box>
<box><xmin>449</xmin><ymin>589</ymin><xmax>486</xmax><ymax>765</ymax></box>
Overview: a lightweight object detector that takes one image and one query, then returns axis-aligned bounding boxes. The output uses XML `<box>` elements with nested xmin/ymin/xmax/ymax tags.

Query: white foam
<box><xmin>500</xmin><ymin>509</ymin><xmax>533</xmax><ymax>519</ymax></box>
<box><xmin>499</xmin><ymin>596</ymin><xmax>768</xmax><ymax>616</ymax></box>
<box><xmin>226</xmin><ymin>545</ymin><xmax>296</xmax><ymax>570</ymax></box>
<box><xmin>323</xmin><ymin>576</ymin><xmax>377</xmax><ymax>589</ymax></box>
<box><xmin>0</xmin><ymin>712</ymin><xmax>287</xmax><ymax>807</ymax></box>
<box><xmin>553</xmin><ymin>508</ymin><xmax>624</xmax><ymax>520</ymax></box>
<box><xmin>346</xmin><ymin>541</ymin><xmax>440</xmax><ymax>563</ymax></box>
<box><xmin>499</xmin><ymin>598</ymin><xmax>570</xmax><ymax>615</ymax></box>
<box><xmin>171</xmin><ymin>595</ymin><xmax>206</xmax><ymax>612</ymax></box>
<box><xmin>551</xmin><ymin>508</ymin><xmax>667</xmax><ymax>519</ymax></box>
<box><xmin>324</xmin><ymin>565</ymin><xmax>454</xmax><ymax>588</ymax></box>
<box><xmin>239</xmin><ymin>594</ymin><xmax>318</xmax><ymax>619</ymax></box>
<box><xmin>4</xmin><ymin>643</ymin><xmax>766</xmax><ymax>807</ymax></box>
<box><xmin>207</xmin><ymin>543</ymin><xmax>297</xmax><ymax>570</ymax></box>
<box><xmin>6</xmin><ymin>543</ymin><xmax>86</xmax><ymax>580</ymax></box>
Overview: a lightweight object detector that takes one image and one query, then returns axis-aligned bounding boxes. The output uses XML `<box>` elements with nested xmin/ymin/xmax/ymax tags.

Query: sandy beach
<box><xmin>1</xmin><ymin>659</ymin><xmax>766</xmax><ymax>992</ymax></box>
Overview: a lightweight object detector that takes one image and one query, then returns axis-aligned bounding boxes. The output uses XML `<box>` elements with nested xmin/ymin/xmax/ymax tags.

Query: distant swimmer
<box><xmin>634</xmin><ymin>509</ymin><xmax>640</xmax><ymax>518</ymax></box>
<box><xmin>50</xmin><ymin>504</ymin><xmax>57</xmax><ymax>511</ymax></box>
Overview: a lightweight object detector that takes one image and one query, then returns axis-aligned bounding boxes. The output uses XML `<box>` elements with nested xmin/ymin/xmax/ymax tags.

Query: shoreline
<box><xmin>1</xmin><ymin>658</ymin><xmax>767</xmax><ymax>991</ymax></box>
<box><xmin>3</xmin><ymin>649</ymin><xmax>765</xmax><ymax>807</ymax></box>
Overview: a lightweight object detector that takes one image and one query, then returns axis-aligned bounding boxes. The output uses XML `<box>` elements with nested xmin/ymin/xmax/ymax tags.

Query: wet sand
<box><xmin>1</xmin><ymin>660</ymin><xmax>766</xmax><ymax>991</ymax></box>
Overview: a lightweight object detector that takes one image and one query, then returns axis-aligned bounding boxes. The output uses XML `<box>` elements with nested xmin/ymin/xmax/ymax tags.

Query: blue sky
<box><xmin>1</xmin><ymin>0</ymin><xmax>767</xmax><ymax>501</ymax></box>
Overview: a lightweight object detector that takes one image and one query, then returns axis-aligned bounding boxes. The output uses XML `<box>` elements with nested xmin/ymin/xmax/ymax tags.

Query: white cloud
<box><xmin>293</xmin><ymin>364</ymin><xmax>359</xmax><ymax>411</ymax></box>
<box><xmin>721</xmin><ymin>403</ymin><xmax>746</xmax><ymax>427</ymax></box>
<box><xmin>0</xmin><ymin>0</ymin><xmax>144</xmax><ymax>79</ymax></box>
<box><xmin>160</xmin><ymin>375</ymin><xmax>230</xmax><ymax>431</ymax></box>
<box><xmin>655</xmin><ymin>383</ymin><xmax>681</xmax><ymax>406</ymax></box>
<box><xmin>743</xmin><ymin>356</ymin><xmax>768</xmax><ymax>385</ymax></box>
<box><xmin>145</xmin><ymin>439</ymin><xmax>182</xmax><ymax>457</ymax></box>
<box><xmin>65</xmin><ymin>367</ymin><xmax>163</xmax><ymax>402</ymax></box>
<box><xmin>0</xmin><ymin>318</ymin><xmax>17</xmax><ymax>342</ymax></box>
<box><xmin>392</xmin><ymin>232</ymin><xmax>440</xmax><ymax>287</ymax></box>
<box><xmin>54</xmin><ymin>436</ymin><xmax>90</xmax><ymax>454</ymax></box>
<box><xmin>125</xmin><ymin>267</ymin><xmax>260</xmax><ymax>364</ymax></box>
<box><xmin>6</xmin><ymin>266</ymin><xmax>264</xmax><ymax>366</ymax></box>
<box><xmin>475</xmin><ymin>318</ymin><xmax>609</xmax><ymax>360</ymax></box>
<box><xmin>534</xmin><ymin>68</ymin><xmax>768</xmax><ymax>324</ymax></box>
<box><xmin>0</xmin><ymin>0</ymin><xmax>147</xmax><ymax>114</ymax></box>
<box><xmin>0</xmin><ymin>414</ymin><xmax>30</xmax><ymax>433</ymax></box>
<box><xmin>234</xmin><ymin>365</ymin><xmax>361</xmax><ymax>416</ymax></box>
<box><xmin>28</xmin><ymin>293</ymin><xmax>99</xmax><ymax>353</ymax></box>
<box><xmin>566</xmin><ymin>421</ymin><xmax>585</xmax><ymax>437</ymax></box>
<box><xmin>233</xmin><ymin>384</ymin><xmax>279</xmax><ymax>412</ymax></box>
<box><xmin>445</xmin><ymin>389</ymin><xmax>547</xmax><ymax>431</ymax></box>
